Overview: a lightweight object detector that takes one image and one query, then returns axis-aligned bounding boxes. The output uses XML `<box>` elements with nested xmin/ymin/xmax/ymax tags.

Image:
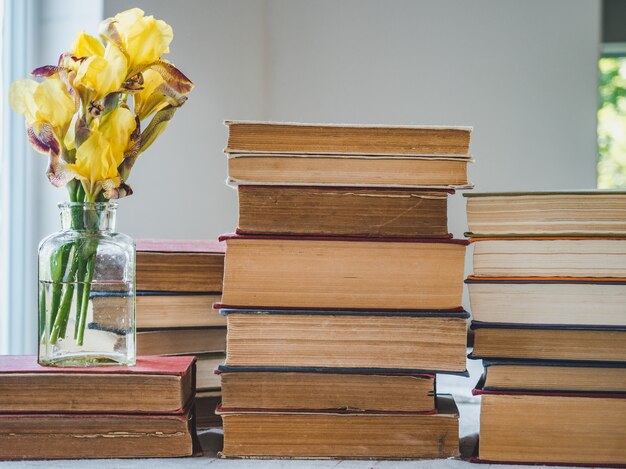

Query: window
<box><xmin>599</xmin><ymin>0</ymin><xmax>626</xmax><ymax>188</ymax></box>
<box><xmin>598</xmin><ymin>56</ymin><xmax>626</xmax><ymax>188</ymax></box>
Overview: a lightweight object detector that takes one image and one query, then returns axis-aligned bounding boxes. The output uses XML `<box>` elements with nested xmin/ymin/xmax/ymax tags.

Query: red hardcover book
<box><xmin>217</xmin><ymin>394</ymin><xmax>459</xmax><ymax>459</ymax></box>
<box><xmin>473</xmin><ymin>385</ymin><xmax>626</xmax><ymax>466</ymax></box>
<box><xmin>0</xmin><ymin>406</ymin><xmax>200</xmax><ymax>460</ymax></box>
<box><xmin>0</xmin><ymin>355</ymin><xmax>196</xmax><ymax>414</ymax></box>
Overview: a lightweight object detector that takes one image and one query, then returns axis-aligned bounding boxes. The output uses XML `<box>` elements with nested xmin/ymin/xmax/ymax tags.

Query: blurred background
<box><xmin>1</xmin><ymin>0</ymin><xmax>622</xmax><ymax>353</ymax></box>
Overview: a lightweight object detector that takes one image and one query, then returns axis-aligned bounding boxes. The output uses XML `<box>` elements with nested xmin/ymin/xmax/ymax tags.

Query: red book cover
<box><xmin>0</xmin><ymin>356</ymin><xmax>197</xmax><ymax>415</ymax></box>
<box><xmin>136</xmin><ymin>239</ymin><xmax>225</xmax><ymax>254</ymax></box>
<box><xmin>0</xmin><ymin>355</ymin><xmax>195</xmax><ymax>376</ymax></box>
<box><xmin>219</xmin><ymin>232</ymin><xmax>469</xmax><ymax>245</ymax></box>
<box><xmin>216</xmin><ymin>406</ymin><xmax>439</xmax><ymax>416</ymax></box>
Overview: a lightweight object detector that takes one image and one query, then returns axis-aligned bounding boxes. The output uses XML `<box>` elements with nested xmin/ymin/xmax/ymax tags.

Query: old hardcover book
<box><xmin>0</xmin><ymin>407</ymin><xmax>198</xmax><ymax>460</ymax></box>
<box><xmin>137</xmin><ymin>327</ymin><xmax>226</xmax><ymax>355</ymax></box>
<box><xmin>218</xmin><ymin>395</ymin><xmax>459</xmax><ymax>459</ymax></box>
<box><xmin>196</xmin><ymin>353</ymin><xmax>225</xmax><ymax>391</ymax></box>
<box><xmin>470</xmin><ymin>321</ymin><xmax>626</xmax><ymax>362</ymax></box>
<box><xmin>0</xmin><ymin>355</ymin><xmax>195</xmax><ymax>413</ymax></box>
<box><xmin>219</xmin><ymin>367</ymin><xmax>435</xmax><ymax>412</ymax></box>
<box><xmin>196</xmin><ymin>390</ymin><xmax>222</xmax><ymax>428</ymax></box>
<box><xmin>237</xmin><ymin>186</ymin><xmax>450</xmax><ymax>237</ymax></box>
<box><xmin>471</xmin><ymin>237</ymin><xmax>626</xmax><ymax>277</ymax></box>
<box><xmin>220</xmin><ymin>234</ymin><xmax>467</xmax><ymax>310</ymax></box>
<box><xmin>474</xmin><ymin>388</ymin><xmax>626</xmax><ymax>466</ymax></box>
<box><xmin>465</xmin><ymin>191</ymin><xmax>626</xmax><ymax>237</ymax></box>
<box><xmin>466</xmin><ymin>277</ymin><xmax>626</xmax><ymax>326</ymax></box>
<box><xmin>92</xmin><ymin>292</ymin><xmax>224</xmax><ymax>329</ymax></box>
<box><xmin>227</xmin><ymin>154</ymin><xmax>471</xmax><ymax>189</ymax></box>
<box><xmin>225</xmin><ymin>121</ymin><xmax>472</xmax><ymax>156</ymax></box>
<box><xmin>222</xmin><ymin>309</ymin><xmax>469</xmax><ymax>373</ymax></box>
<box><xmin>136</xmin><ymin>239</ymin><xmax>225</xmax><ymax>292</ymax></box>
<box><xmin>480</xmin><ymin>360</ymin><xmax>626</xmax><ymax>394</ymax></box>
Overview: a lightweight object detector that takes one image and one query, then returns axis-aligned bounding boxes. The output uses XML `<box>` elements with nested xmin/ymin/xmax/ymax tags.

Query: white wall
<box><xmin>6</xmin><ymin>0</ymin><xmax>600</xmax><ymax>353</ymax></box>
<box><xmin>103</xmin><ymin>0</ymin><xmax>267</xmax><ymax>239</ymax></box>
<box><xmin>102</xmin><ymin>0</ymin><xmax>600</xmax><ymax>241</ymax></box>
<box><xmin>263</xmin><ymin>0</ymin><xmax>601</xmax><ymax>238</ymax></box>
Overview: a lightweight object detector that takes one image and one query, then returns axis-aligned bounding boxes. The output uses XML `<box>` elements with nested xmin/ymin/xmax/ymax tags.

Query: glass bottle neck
<box><xmin>59</xmin><ymin>202</ymin><xmax>117</xmax><ymax>232</ymax></box>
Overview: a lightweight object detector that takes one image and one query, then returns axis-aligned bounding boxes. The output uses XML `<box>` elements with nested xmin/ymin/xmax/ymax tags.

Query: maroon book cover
<box><xmin>216</xmin><ymin>406</ymin><xmax>439</xmax><ymax>416</ymax></box>
<box><xmin>0</xmin><ymin>355</ymin><xmax>196</xmax><ymax>376</ymax></box>
<box><xmin>219</xmin><ymin>232</ymin><xmax>469</xmax><ymax>245</ymax></box>
<box><xmin>136</xmin><ymin>239</ymin><xmax>225</xmax><ymax>254</ymax></box>
<box><xmin>0</xmin><ymin>356</ymin><xmax>197</xmax><ymax>415</ymax></box>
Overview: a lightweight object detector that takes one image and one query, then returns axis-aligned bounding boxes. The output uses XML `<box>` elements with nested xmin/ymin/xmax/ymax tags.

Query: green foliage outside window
<box><xmin>598</xmin><ymin>57</ymin><xmax>626</xmax><ymax>188</ymax></box>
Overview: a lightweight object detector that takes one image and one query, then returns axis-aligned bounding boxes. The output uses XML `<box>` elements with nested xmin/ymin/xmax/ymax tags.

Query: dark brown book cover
<box><xmin>236</xmin><ymin>185</ymin><xmax>451</xmax><ymax>238</ymax></box>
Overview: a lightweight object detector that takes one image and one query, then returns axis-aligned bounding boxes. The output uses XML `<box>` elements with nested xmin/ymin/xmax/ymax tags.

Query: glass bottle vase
<box><xmin>38</xmin><ymin>202</ymin><xmax>136</xmax><ymax>366</ymax></box>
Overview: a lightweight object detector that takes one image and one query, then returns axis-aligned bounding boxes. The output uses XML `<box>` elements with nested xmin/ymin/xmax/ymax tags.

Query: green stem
<box><xmin>77</xmin><ymin>255</ymin><xmax>95</xmax><ymax>346</ymax></box>
<box><xmin>73</xmin><ymin>256</ymin><xmax>87</xmax><ymax>339</ymax></box>
<box><xmin>39</xmin><ymin>286</ymin><xmax>46</xmax><ymax>338</ymax></box>
<box><xmin>49</xmin><ymin>245</ymin><xmax>80</xmax><ymax>344</ymax></box>
<box><xmin>48</xmin><ymin>243</ymin><xmax>72</xmax><ymax>327</ymax></box>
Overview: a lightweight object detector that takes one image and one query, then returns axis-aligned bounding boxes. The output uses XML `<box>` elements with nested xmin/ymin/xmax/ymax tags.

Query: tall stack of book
<box><xmin>135</xmin><ymin>240</ymin><xmax>226</xmax><ymax>428</ymax></box>
<box><xmin>465</xmin><ymin>191</ymin><xmax>626</xmax><ymax>466</ymax></box>
<box><xmin>217</xmin><ymin>121</ymin><xmax>474</xmax><ymax>459</ymax></box>
<box><xmin>0</xmin><ymin>355</ymin><xmax>198</xmax><ymax>459</ymax></box>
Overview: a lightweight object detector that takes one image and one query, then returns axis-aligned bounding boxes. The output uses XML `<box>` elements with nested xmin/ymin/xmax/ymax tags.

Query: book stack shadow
<box><xmin>0</xmin><ymin>356</ymin><xmax>199</xmax><ymax>459</ymax></box>
<box><xmin>465</xmin><ymin>191</ymin><xmax>626</xmax><ymax>466</ymax></box>
<box><xmin>132</xmin><ymin>239</ymin><xmax>227</xmax><ymax>428</ymax></box>
<box><xmin>216</xmin><ymin>121</ymin><xmax>474</xmax><ymax>459</ymax></box>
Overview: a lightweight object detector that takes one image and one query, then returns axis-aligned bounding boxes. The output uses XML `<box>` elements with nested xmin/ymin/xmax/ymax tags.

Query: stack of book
<box><xmin>217</xmin><ymin>121</ymin><xmax>474</xmax><ymax>459</ymax></box>
<box><xmin>135</xmin><ymin>239</ymin><xmax>226</xmax><ymax>428</ymax></box>
<box><xmin>465</xmin><ymin>191</ymin><xmax>626</xmax><ymax>466</ymax></box>
<box><xmin>0</xmin><ymin>355</ymin><xmax>199</xmax><ymax>459</ymax></box>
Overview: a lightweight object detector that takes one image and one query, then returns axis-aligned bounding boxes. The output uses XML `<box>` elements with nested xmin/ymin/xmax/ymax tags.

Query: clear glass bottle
<box><xmin>38</xmin><ymin>202</ymin><xmax>136</xmax><ymax>366</ymax></box>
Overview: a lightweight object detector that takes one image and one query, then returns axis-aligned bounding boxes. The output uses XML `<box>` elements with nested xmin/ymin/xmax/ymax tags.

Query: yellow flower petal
<box><xmin>107</xmin><ymin>8</ymin><xmax>173</xmax><ymax>69</ymax></box>
<box><xmin>74</xmin><ymin>44</ymin><xmax>128</xmax><ymax>99</ymax></box>
<box><xmin>68</xmin><ymin>132</ymin><xmax>119</xmax><ymax>195</ymax></box>
<box><xmin>8</xmin><ymin>78</ymin><xmax>38</xmax><ymax>125</ymax></box>
<box><xmin>64</xmin><ymin>114</ymin><xmax>78</xmax><ymax>151</ymax></box>
<box><xmin>71</xmin><ymin>32</ymin><xmax>105</xmax><ymax>58</ymax></box>
<box><xmin>99</xmin><ymin>107</ymin><xmax>136</xmax><ymax>163</ymax></box>
<box><xmin>133</xmin><ymin>69</ymin><xmax>168</xmax><ymax>119</ymax></box>
<box><xmin>33</xmin><ymin>77</ymin><xmax>75</xmax><ymax>130</ymax></box>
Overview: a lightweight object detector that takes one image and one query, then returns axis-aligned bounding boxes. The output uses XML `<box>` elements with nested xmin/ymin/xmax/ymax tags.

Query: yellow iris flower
<box><xmin>67</xmin><ymin>132</ymin><xmax>119</xmax><ymax>197</ymax></box>
<box><xmin>66</xmin><ymin>107</ymin><xmax>136</xmax><ymax>198</ymax></box>
<box><xmin>73</xmin><ymin>43</ymin><xmax>128</xmax><ymax>100</ymax></box>
<box><xmin>71</xmin><ymin>31</ymin><xmax>105</xmax><ymax>58</ymax></box>
<box><xmin>98</xmin><ymin>107</ymin><xmax>136</xmax><ymax>163</ymax></box>
<box><xmin>10</xmin><ymin>8</ymin><xmax>191</xmax><ymax>200</ymax></box>
<box><xmin>102</xmin><ymin>8</ymin><xmax>173</xmax><ymax>75</ymax></box>
<box><xmin>9</xmin><ymin>75</ymin><xmax>76</xmax><ymax>153</ymax></box>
